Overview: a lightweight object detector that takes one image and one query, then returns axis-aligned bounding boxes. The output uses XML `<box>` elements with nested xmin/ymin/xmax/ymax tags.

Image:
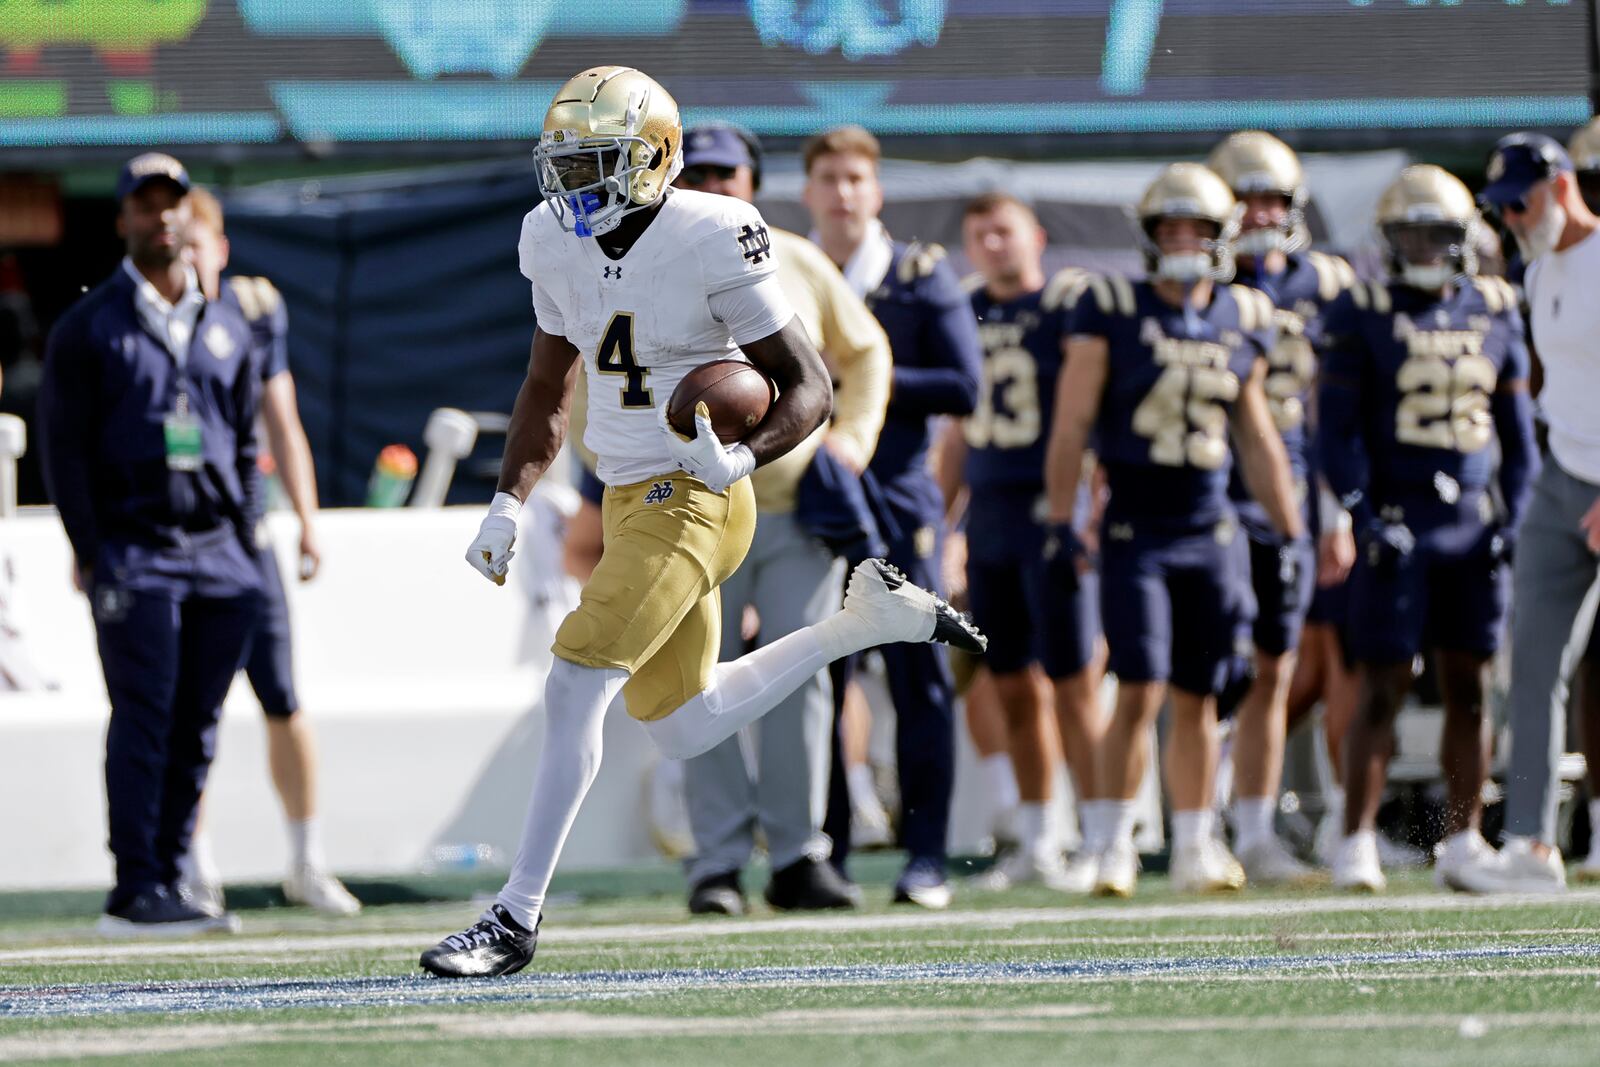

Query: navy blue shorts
<box><xmin>243</xmin><ymin>542</ymin><xmax>299</xmax><ymax>718</ymax></box>
<box><xmin>1099</xmin><ymin>514</ymin><xmax>1250</xmax><ymax>696</ymax></box>
<box><xmin>964</xmin><ymin>489</ymin><xmax>1098</xmax><ymax>679</ymax></box>
<box><xmin>1306</xmin><ymin>574</ymin><xmax>1350</xmax><ymax>626</ymax></box>
<box><xmin>1345</xmin><ymin>500</ymin><xmax>1508</xmax><ymax>665</ymax></box>
<box><xmin>1240</xmin><ymin>532</ymin><xmax>1316</xmax><ymax>656</ymax></box>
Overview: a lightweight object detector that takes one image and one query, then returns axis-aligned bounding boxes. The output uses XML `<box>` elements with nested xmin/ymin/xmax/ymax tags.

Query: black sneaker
<box><xmin>96</xmin><ymin>885</ymin><xmax>240</xmax><ymax>939</ymax></box>
<box><xmin>765</xmin><ymin>856</ymin><xmax>862</xmax><ymax>911</ymax></box>
<box><xmin>688</xmin><ymin>870</ymin><xmax>746</xmax><ymax>916</ymax></box>
<box><xmin>420</xmin><ymin>904</ymin><xmax>539</xmax><ymax>978</ymax></box>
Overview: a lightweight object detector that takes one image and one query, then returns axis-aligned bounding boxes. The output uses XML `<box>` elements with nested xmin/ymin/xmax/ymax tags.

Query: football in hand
<box><xmin>667</xmin><ymin>359</ymin><xmax>773</xmax><ymax>444</ymax></box>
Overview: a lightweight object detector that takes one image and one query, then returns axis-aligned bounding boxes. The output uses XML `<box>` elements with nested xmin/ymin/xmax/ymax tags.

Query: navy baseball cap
<box><xmin>115</xmin><ymin>152</ymin><xmax>191</xmax><ymax>202</ymax></box>
<box><xmin>682</xmin><ymin>125</ymin><xmax>754</xmax><ymax>170</ymax></box>
<box><xmin>1481</xmin><ymin>133</ymin><xmax>1572</xmax><ymax>208</ymax></box>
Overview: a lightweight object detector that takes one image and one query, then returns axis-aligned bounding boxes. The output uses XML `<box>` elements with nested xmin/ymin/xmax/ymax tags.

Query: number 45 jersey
<box><xmin>1316</xmin><ymin>276</ymin><xmax>1527</xmax><ymax>511</ymax></box>
<box><xmin>1078</xmin><ymin>276</ymin><xmax>1277</xmax><ymax>530</ymax></box>
<box><xmin>518</xmin><ymin>188</ymin><xmax>790</xmax><ymax>486</ymax></box>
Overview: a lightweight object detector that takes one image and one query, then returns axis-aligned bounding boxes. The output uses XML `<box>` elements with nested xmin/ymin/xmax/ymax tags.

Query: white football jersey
<box><xmin>518</xmin><ymin>189</ymin><xmax>789</xmax><ymax>485</ymax></box>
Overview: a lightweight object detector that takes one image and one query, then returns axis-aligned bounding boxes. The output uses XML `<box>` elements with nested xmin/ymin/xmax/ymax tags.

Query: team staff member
<box><xmin>804</xmin><ymin>125</ymin><xmax>983</xmax><ymax>909</ymax></box>
<box><xmin>38</xmin><ymin>154</ymin><xmax>262</xmax><ymax>936</ymax></box>
<box><xmin>181</xmin><ymin>188</ymin><xmax>361</xmax><ymax>916</ymax></box>
<box><xmin>1318</xmin><ymin>165</ymin><xmax>1536</xmax><ymax>893</ymax></box>
<box><xmin>672</xmin><ymin>125</ymin><xmax>892</xmax><ymax>916</ymax></box>
<box><xmin>1043</xmin><ymin>164</ymin><xmax>1303</xmax><ymax>897</ymax></box>
<box><xmin>1482</xmin><ymin>134</ymin><xmax>1600</xmax><ymax>890</ymax></box>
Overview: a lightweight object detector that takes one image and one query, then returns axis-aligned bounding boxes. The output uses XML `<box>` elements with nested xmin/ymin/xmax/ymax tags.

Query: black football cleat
<box><xmin>688</xmin><ymin>871</ymin><xmax>747</xmax><ymax>916</ymax></box>
<box><xmin>765</xmin><ymin>856</ymin><xmax>862</xmax><ymax>911</ymax></box>
<box><xmin>420</xmin><ymin>904</ymin><xmax>539</xmax><ymax>978</ymax></box>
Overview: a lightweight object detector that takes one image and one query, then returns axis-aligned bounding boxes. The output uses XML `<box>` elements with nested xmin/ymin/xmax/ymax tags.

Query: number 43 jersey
<box><xmin>1077</xmin><ymin>276</ymin><xmax>1276</xmax><ymax>529</ymax></box>
<box><xmin>1316</xmin><ymin>276</ymin><xmax>1527</xmax><ymax>502</ymax></box>
<box><xmin>964</xmin><ymin>269</ymin><xmax>1089</xmax><ymax>492</ymax></box>
<box><xmin>518</xmin><ymin>188</ymin><xmax>791</xmax><ymax>486</ymax></box>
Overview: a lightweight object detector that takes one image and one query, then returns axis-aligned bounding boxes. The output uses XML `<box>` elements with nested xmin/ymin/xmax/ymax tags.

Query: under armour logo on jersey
<box><xmin>643</xmin><ymin>480</ymin><xmax>674</xmax><ymax>505</ymax></box>
<box><xmin>737</xmin><ymin>223</ymin><xmax>771</xmax><ymax>265</ymax></box>
<box><xmin>603</xmin><ymin>266</ymin><xmax>622</xmax><ymax>279</ymax></box>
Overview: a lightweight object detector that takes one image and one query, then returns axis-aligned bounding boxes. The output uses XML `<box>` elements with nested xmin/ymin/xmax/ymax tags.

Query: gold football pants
<box><xmin>553</xmin><ymin>474</ymin><xmax>757</xmax><ymax>722</ymax></box>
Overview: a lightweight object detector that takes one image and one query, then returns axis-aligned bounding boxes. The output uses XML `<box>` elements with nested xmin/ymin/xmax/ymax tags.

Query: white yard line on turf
<box><xmin>2</xmin><ymin>1007</ymin><xmax>1598</xmax><ymax>1061</ymax></box>
<box><xmin>3</xmin><ymin>889</ymin><xmax>1599</xmax><ymax>964</ymax></box>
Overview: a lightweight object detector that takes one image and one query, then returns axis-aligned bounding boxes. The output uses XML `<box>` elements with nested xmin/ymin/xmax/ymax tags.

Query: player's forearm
<box><xmin>933</xmin><ymin>418</ymin><xmax>968</xmax><ymax>512</ymax></box>
<box><xmin>497</xmin><ymin>332</ymin><xmax>579</xmax><ymax>501</ymax></box>
<box><xmin>1044</xmin><ymin>422</ymin><xmax>1089</xmax><ymax>523</ymax></box>
<box><xmin>1240</xmin><ymin>429</ymin><xmax>1303</xmax><ymax>540</ymax></box>
<box><xmin>1493</xmin><ymin>387</ymin><xmax>1539</xmax><ymax>530</ymax></box>
<box><xmin>262</xmin><ymin>380</ymin><xmax>320</xmax><ymax>525</ymax></box>
<box><xmin>738</xmin><ymin>319</ymin><xmax>833</xmax><ymax>467</ymax></box>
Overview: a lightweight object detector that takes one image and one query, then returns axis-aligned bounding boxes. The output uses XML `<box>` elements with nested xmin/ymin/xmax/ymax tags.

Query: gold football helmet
<box><xmin>1207</xmin><ymin>130</ymin><xmax>1309</xmax><ymax>256</ymax></box>
<box><xmin>1569</xmin><ymin>117</ymin><xmax>1600</xmax><ymax>213</ymax></box>
<box><xmin>1136</xmin><ymin>163</ymin><xmax>1241</xmax><ymax>284</ymax></box>
<box><xmin>1375</xmin><ymin>164</ymin><xmax>1480</xmax><ymax>289</ymax></box>
<box><xmin>534</xmin><ymin>66</ymin><xmax>682</xmax><ymax>237</ymax></box>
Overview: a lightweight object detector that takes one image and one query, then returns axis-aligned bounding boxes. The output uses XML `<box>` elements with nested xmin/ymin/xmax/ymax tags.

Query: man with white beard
<box><xmin>1480</xmin><ymin>133</ymin><xmax>1600</xmax><ymax>891</ymax></box>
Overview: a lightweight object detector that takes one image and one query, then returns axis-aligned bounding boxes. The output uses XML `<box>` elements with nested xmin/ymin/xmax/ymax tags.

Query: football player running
<box><xmin>420</xmin><ymin>68</ymin><xmax>983</xmax><ymax>978</ymax></box>
<box><xmin>952</xmin><ymin>193</ymin><xmax>1106</xmax><ymax>892</ymax></box>
<box><xmin>1316</xmin><ymin>166</ymin><xmax>1536</xmax><ymax>893</ymax></box>
<box><xmin>1043</xmin><ymin>164</ymin><xmax>1303</xmax><ymax>897</ymax></box>
<box><xmin>1206</xmin><ymin>131</ymin><xmax>1356</xmax><ymax>886</ymax></box>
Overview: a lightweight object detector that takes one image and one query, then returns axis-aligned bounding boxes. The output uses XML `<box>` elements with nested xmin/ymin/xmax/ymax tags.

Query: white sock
<box><xmin>642</xmin><ymin>627</ymin><xmax>831</xmax><ymax>759</ymax></box>
<box><xmin>496</xmin><ymin>659</ymin><xmax>627</xmax><ymax>931</ymax></box>
<box><xmin>1079</xmin><ymin>799</ymin><xmax>1108</xmax><ymax>854</ymax></box>
<box><xmin>1231</xmin><ymin>796</ymin><xmax>1276</xmax><ymax>853</ymax></box>
<box><xmin>289</xmin><ymin>817</ymin><xmax>325</xmax><ymax>871</ymax></box>
<box><xmin>846</xmin><ymin>762</ymin><xmax>881</xmax><ymax>815</ymax></box>
<box><xmin>982</xmin><ymin>754</ymin><xmax>1021</xmax><ymax>814</ymax></box>
<box><xmin>1016</xmin><ymin>801</ymin><xmax>1049</xmax><ymax>855</ymax></box>
<box><xmin>1171</xmin><ymin>809</ymin><xmax>1214</xmax><ymax>852</ymax></box>
<box><xmin>182</xmin><ymin>829</ymin><xmax>220</xmax><ymax>887</ymax></box>
<box><xmin>1104</xmin><ymin>799</ymin><xmax>1136</xmax><ymax>847</ymax></box>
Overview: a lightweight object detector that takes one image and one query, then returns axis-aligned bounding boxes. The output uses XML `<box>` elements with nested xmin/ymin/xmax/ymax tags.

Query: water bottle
<box><xmin>366</xmin><ymin>444</ymin><xmax>417</xmax><ymax>508</ymax></box>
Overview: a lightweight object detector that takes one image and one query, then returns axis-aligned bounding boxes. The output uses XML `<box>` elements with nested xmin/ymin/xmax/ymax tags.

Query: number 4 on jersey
<box><xmin>597</xmin><ymin>311</ymin><xmax>653</xmax><ymax>408</ymax></box>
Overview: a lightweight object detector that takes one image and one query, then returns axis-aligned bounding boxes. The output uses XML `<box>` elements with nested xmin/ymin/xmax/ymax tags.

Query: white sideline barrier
<box><xmin>0</xmin><ymin>505</ymin><xmax>1014</xmax><ymax>892</ymax></box>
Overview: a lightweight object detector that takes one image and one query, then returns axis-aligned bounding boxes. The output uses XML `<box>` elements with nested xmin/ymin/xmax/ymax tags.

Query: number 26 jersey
<box><xmin>517</xmin><ymin>188</ymin><xmax>791</xmax><ymax>486</ymax></box>
<box><xmin>1315</xmin><ymin>276</ymin><xmax>1526</xmax><ymax>499</ymax></box>
<box><xmin>1074</xmin><ymin>276</ymin><xmax>1275</xmax><ymax>529</ymax></box>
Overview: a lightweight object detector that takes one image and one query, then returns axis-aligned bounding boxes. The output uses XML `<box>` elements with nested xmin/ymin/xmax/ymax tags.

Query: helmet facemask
<box><xmin>1381</xmin><ymin>220</ymin><xmax>1476</xmax><ymax>291</ymax></box>
<box><xmin>1141</xmin><ymin>213</ymin><xmax>1239</xmax><ymax>286</ymax></box>
<box><xmin>1232</xmin><ymin>188</ymin><xmax>1309</xmax><ymax>258</ymax></box>
<box><xmin>535</xmin><ymin>130</ymin><xmax>678</xmax><ymax>238</ymax></box>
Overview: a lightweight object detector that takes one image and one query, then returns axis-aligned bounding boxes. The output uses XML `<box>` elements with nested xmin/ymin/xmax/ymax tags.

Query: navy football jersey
<box><xmin>1074</xmin><ymin>276</ymin><xmax>1276</xmax><ymax>527</ymax></box>
<box><xmin>220</xmin><ymin>275</ymin><xmax>290</xmax><ymax>382</ymax></box>
<box><xmin>1317</xmin><ymin>275</ymin><xmax>1527</xmax><ymax>500</ymax></box>
<box><xmin>964</xmin><ymin>269</ymin><xmax>1088</xmax><ymax>492</ymax></box>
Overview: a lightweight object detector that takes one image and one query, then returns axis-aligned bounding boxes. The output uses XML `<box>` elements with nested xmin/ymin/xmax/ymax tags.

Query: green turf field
<box><xmin>4</xmin><ymin>859</ymin><xmax>1600</xmax><ymax>1066</ymax></box>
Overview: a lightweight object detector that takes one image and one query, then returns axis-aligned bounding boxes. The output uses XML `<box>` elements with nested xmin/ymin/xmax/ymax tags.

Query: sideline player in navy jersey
<box><xmin>1206</xmin><ymin>132</ymin><xmax>1357</xmax><ymax>885</ymax></box>
<box><xmin>1043</xmin><ymin>164</ymin><xmax>1304</xmax><ymax>897</ymax></box>
<box><xmin>949</xmin><ymin>192</ymin><xmax>1103</xmax><ymax>892</ymax></box>
<box><xmin>1317</xmin><ymin>166</ymin><xmax>1537</xmax><ymax>893</ymax></box>
<box><xmin>804</xmin><ymin>126</ymin><xmax>983</xmax><ymax>909</ymax></box>
<box><xmin>182</xmin><ymin>189</ymin><xmax>361</xmax><ymax>917</ymax></box>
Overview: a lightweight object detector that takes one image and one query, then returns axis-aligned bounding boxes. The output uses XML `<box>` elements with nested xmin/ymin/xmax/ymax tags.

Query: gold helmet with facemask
<box><xmin>1375</xmin><ymin>165</ymin><xmax>1480</xmax><ymax>290</ymax></box>
<box><xmin>534</xmin><ymin>66</ymin><xmax>682</xmax><ymax>238</ymax></box>
<box><xmin>1136</xmin><ymin>163</ymin><xmax>1241</xmax><ymax>284</ymax></box>
<box><xmin>1206</xmin><ymin>130</ymin><xmax>1310</xmax><ymax>257</ymax></box>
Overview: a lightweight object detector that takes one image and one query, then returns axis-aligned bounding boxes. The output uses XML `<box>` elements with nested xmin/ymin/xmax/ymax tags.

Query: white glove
<box><xmin>657</xmin><ymin>401</ymin><xmax>756</xmax><ymax>494</ymax></box>
<box><xmin>465</xmin><ymin>492</ymin><xmax>521</xmax><ymax>586</ymax></box>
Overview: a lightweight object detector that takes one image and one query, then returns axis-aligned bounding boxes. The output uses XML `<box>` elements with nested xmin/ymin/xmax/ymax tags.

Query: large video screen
<box><xmin>0</xmin><ymin>1</ymin><xmax>1589</xmax><ymax>149</ymax></box>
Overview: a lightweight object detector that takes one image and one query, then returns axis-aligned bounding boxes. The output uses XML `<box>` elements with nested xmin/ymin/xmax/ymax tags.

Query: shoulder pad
<box><xmin>1085</xmin><ymin>274</ymin><xmax>1136</xmax><ymax>317</ymax></box>
<box><xmin>1349</xmin><ymin>281</ymin><xmax>1391</xmax><ymax>314</ymax></box>
<box><xmin>226</xmin><ymin>276</ymin><xmax>281</xmax><ymax>323</ymax></box>
<box><xmin>1041</xmin><ymin>267</ymin><xmax>1091</xmax><ymax>312</ymax></box>
<box><xmin>1308</xmin><ymin>252</ymin><xmax>1357</xmax><ymax>303</ymax></box>
<box><xmin>896</xmin><ymin>241</ymin><xmax>947</xmax><ymax>284</ymax></box>
<box><xmin>1228</xmin><ymin>285</ymin><xmax>1276</xmax><ymax>332</ymax></box>
<box><xmin>1471</xmin><ymin>275</ymin><xmax>1517</xmax><ymax>315</ymax></box>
